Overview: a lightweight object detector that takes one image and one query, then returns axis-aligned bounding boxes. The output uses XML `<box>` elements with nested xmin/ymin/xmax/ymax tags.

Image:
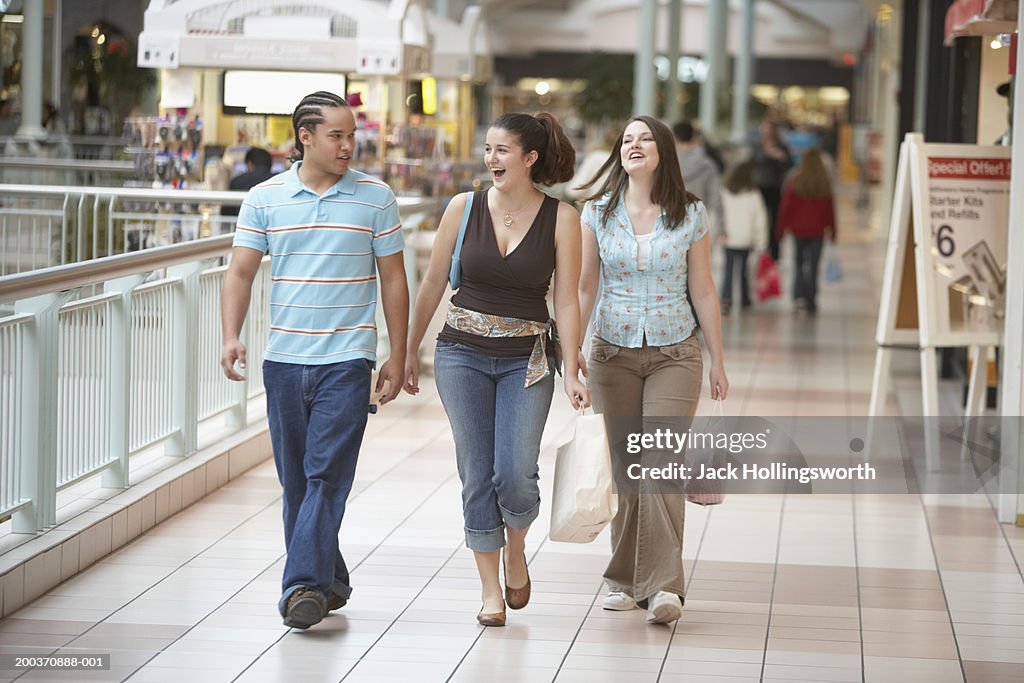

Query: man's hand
<box><xmin>221</xmin><ymin>340</ymin><xmax>247</xmax><ymax>381</ymax></box>
<box><xmin>376</xmin><ymin>355</ymin><xmax>406</xmax><ymax>405</ymax></box>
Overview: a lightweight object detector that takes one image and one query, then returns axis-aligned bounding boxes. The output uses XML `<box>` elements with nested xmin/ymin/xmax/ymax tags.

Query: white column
<box><xmin>731</xmin><ymin>0</ymin><xmax>755</xmax><ymax>142</ymax></box>
<box><xmin>912</xmin><ymin>0</ymin><xmax>931</xmax><ymax>133</ymax></box>
<box><xmin>103</xmin><ymin>275</ymin><xmax>147</xmax><ymax>489</ymax></box>
<box><xmin>52</xmin><ymin>0</ymin><xmax>63</xmax><ymax>107</ymax></box>
<box><xmin>13</xmin><ymin>291</ymin><xmax>74</xmax><ymax>532</ymax></box>
<box><xmin>666</xmin><ymin>0</ymin><xmax>683</xmax><ymax>123</ymax></box>
<box><xmin>701</xmin><ymin>0</ymin><xmax>728</xmax><ymax>138</ymax></box>
<box><xmin>16</xmin><ymin>0</ymin><xmax>46</xmax><ymax>138</ymax></box>
<box><xmin>166</xmin><ymin>261</ymin><xmax>207</xmax><ymax>457</ymax></box>
<box><xmin>878</xmin><ymin>8</ymin><xmax>903</xmax><ymax>240</ymax></box>
<box><xmin>634</xmin><ymin>0</ymin><xmax>658</xmax><ymax>116</ymax></box>
<box><xmin>1001</xmin><ymin>16</ymin><xmax>1024</xmax><ymax>525</ymax></box>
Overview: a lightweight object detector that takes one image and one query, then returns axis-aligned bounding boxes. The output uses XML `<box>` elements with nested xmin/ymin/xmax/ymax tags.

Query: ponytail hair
<box><xmin>291</xmin><ymin>91</ymin><xmax>348</xmax><ymax>161</ymax></box>
<box><xmin>491</xmin><ymin>112</ymin><xmax>576</xmax><ymax>186</ymax></box>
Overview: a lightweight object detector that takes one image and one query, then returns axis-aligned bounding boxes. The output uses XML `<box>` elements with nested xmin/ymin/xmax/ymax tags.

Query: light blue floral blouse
<box><xmin>582</xmin><ymin>194</ymin><xmax>709</xmax><ymax>348</ymax></box>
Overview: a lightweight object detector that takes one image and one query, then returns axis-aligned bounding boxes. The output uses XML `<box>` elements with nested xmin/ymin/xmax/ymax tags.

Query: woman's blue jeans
<box><xmin>433</xmin><ymin>341</ymin><xmax>554</xmax><ymax>552</ymax></box>
<box><xmin>263</xmin><ymin>358</ymin><xmax>371</xmax><ymax>616</ymax></box>
<box><xmin>793</xmin><ymin>237</ymin><xmax>824</xmax><ymax>312</ymax></box>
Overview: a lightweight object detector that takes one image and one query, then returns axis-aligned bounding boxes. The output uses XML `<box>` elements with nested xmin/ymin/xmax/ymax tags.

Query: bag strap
<box><xmin>451</xmin><ymin>191</ymin><xmax>474</xmax><ymax>268</ymax></box>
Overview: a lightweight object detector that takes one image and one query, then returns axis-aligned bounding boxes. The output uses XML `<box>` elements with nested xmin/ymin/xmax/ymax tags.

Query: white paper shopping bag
<box><xmin>549</xmin><ymin>410</ymin><xmax>618</xmax><ymax>543</ymax></box>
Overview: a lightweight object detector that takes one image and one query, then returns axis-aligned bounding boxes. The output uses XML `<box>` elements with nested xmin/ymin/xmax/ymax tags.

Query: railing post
<box><xmin>102</xmin><ymin>274</ymin><xmax>146</xmax><ymax>488</ymax></box>
<box><xmin>77</xmin><ymin>192</ymin><xmax>88</xmax><ymax>262</ymax></box>
<box><xmin>241</xmin><ymin>260</ymin><xmax>272</xmax><ymax>421</ymax></box>
<box><xmin>165</xmin><ymin>261</ymin><xmax>208</xmax><ymax>456</ymax></box>
<box><xmin>13</xmin><ymin>291</ymin><xmax>74</xmax><ymax>532</ymax></box>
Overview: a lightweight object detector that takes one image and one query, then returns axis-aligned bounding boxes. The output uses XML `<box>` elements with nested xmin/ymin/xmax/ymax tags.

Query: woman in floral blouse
<box><xmin>576</xmin><ymin>116</ymin><xmax>728</xmax><ymax>625</ymax></box>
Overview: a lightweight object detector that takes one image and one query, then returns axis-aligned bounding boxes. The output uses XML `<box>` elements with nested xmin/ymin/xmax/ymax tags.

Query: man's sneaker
<box><xmin>601</xmin><ymin>591</ymin><xmax>638</xmax><ymax>611</ymax></box>
<box><xmin>283</xmin><ymin>588</ymin><xmax>326</xmax><ymax>629</ymax></box>
<box><xmin>646</xmin><ymin>591</ymin><xmax>683</xmax><ymax>624</ymax></box>
<box><xmin>326</xmin><ymin>592</ymin><xmax>347</xmax><ymax>612</ymax></box>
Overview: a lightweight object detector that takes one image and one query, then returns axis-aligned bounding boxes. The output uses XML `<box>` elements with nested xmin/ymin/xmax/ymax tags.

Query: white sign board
<box><xmin>138</xmin><ymin>32</ymin><xmax>180</xmax><ymax>69</ymax></box>
<box><xmin>871</xmin><ymin>133</ymin><xmax>1011</xmax><ymax>424</ymax></box>
<box><xmin>876</xmin><ymin>134</ymin><xmax>1011</xmax><ymax>351</ymax></box>
<box><xmin>357</xmin><ymin>43</ymin><xmax>402</xmax><ymax>75</ymax></box>
<box><xmin>912</xmin><ymin>148</ymin><xmax>1011</xmax><ymax>347</ymax></box>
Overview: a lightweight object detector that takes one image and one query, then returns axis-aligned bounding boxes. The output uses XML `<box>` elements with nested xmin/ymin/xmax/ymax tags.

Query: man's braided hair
<box><xmin>291</xmin><ymin>91</ymin><xmax>348</xmax><ymax>161</ymax></box>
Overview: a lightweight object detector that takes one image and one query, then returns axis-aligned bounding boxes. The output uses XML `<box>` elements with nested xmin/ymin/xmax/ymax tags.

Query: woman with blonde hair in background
<box><xmin>776</xmin><ymin>148</ymin><xmax>837</xmax><ymax>316</ymax></box>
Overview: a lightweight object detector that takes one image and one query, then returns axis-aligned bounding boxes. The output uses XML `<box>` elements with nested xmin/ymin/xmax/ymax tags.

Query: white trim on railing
<box><xmin>0</xmin><ymin>196</ymin><xmax>440</xmax><ymax>533</ymax></box>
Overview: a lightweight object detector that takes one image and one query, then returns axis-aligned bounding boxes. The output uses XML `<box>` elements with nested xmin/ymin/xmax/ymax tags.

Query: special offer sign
<box><xmin>924</xmin><ymin>152</ymin><xmax>1011</xmax><ymax>340</ymax></box>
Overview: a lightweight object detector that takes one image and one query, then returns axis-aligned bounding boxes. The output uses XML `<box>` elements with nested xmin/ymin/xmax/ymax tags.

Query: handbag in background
<box><xmin>448</xmin><ymin>192</ymin><xmax>475</xmax><ymax>290</ymax></box>
<box><xmin>549</xmin><ymin>409</ymin><xmax>618</xmax><ymax>543</ymax></box>
<box><xmin>824</xmin><ymin>244</ymin><xmax>843</xmax><ymax>283</ymax></box>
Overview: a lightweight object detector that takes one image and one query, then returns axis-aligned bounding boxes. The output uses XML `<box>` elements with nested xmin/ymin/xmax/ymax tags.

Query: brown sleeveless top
<box><xmin>438</xmin><ymin>189</ymin><xmax>558</xmax><ymax>357</ymax></box>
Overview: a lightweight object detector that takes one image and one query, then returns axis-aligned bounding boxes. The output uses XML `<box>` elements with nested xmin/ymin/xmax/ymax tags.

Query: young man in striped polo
<box><xmin>220</xmin><ymin>92</ymin><xmax>408</xmax><ymax>629</ymax></box>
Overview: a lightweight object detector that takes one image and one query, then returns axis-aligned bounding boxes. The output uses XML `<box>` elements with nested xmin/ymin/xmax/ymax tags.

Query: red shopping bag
<box><xmin>755</xmin><ymin>252</ymin><xmax>781</xmax><ymax>303</ymax></box>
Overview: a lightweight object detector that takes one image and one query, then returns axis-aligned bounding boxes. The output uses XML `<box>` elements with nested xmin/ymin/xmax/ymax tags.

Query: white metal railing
<box><xmin>0</xmin><ymin>314</ymin><xmax>29</xmax><ymax>518</ymax></box>
<box><xmin>0</xmin><ymin>157</ymin><xmax>136</xmax><ymax>188</ymax></box>
<box><xmin>0</xmin><ymin>184</ymin><xmax>441</xmax><ymax>278</ymax></box>
<box><xmin>1</xmin><ymin>135</ymin><xmax>131</xmax><ymax>162</ymax></box>
<box><xmin>130</xmin><ymin>281</ymin><xmax>177</xmax><ymax>453</ymax></box>
<box><xmin>0</xmin><ymin>184</ymin><xmax>248</xmax><ymax>277</ymax></box>
<box><xmin>57</xmin><ymin>294</ymin><xmax>115</xmax><ymax>487</ymax></box>
<box><xmin>0</xmin><ymin>237</ymin><xmax>243</xmax><ymax>532</ymax></box>
<box><xmin>0</xmin><ymin>197</ymin><xmax>438</xmax><ymax>533</ymax></box>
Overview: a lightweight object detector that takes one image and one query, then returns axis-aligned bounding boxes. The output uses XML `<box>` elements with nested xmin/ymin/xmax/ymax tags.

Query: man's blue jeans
<box><xmin>433</xmin><ymin>340</ymin><xmax>554</xmax><ymax>552</ymax></box>
<box><xmin>263</xmin><ymin>359</ymin><xmax>371</xmax><ymax>616</ymax></box>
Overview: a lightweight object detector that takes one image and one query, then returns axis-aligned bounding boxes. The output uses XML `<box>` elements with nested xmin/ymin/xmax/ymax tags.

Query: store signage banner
<box><xmin>138</xmin><ymin>32</ymin><xmax>180</xmax><ymax>69</ymax></box>
<box><xmin>870</xmin><ymin>135</ymin><xmax>1011</xmax><ymax>471</ymax></box>
<box><xmin>916</xmin><ymin>148</ymin><xmax>1011</xmax><ymax>343</ymax></box>
<box><xmin>357</xmin><ymin>43</ymin><xmax>402</xmax><ymax>75</ymax></box>
<box><xmin>180</xmin><ymin>37</ymin><xmax>357</xmax><ymax>71</ymax></box>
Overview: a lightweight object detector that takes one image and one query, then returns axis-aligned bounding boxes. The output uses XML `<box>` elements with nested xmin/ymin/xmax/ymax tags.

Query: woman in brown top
<box><xmin>404</xmin><ymin>113</ymin><xmax>589</xmax><ymax>626</ymax></box>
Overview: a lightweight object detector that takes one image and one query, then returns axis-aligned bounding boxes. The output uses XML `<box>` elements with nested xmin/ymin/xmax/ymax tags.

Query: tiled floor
<box><xmin>2</xmin><ymin>188</ymin><xmax>1023</xmax><ymax>682</ymax></box>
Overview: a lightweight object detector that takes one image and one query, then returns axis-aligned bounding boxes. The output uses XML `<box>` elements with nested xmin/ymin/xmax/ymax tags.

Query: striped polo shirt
<box><xmin>233</xmin><ymin>162</ymin><xmax>404</xmax><ymax>365</ymax></box>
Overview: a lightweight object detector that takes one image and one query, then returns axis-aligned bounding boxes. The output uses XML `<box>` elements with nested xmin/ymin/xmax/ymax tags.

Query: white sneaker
<box><xmin>646</xmin><ymin>591</ymin><xmax>683</xmax><ymax>624</ymax></box>
<box><xmin>601</xmin><ymin>591</ymin><xmax>637</xmax><ymax>611</ymax></box>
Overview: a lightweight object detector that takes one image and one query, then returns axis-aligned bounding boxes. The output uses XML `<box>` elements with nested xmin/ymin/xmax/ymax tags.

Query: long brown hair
<box><xmin>789</xmin><ymin>149</ymin><xmax>832</xmax><ymax>198</ymax></box>
<box><xmin>577</xmin><ymin>115</ymin><xmax>698</xmax><ymax>230</ymax></box>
